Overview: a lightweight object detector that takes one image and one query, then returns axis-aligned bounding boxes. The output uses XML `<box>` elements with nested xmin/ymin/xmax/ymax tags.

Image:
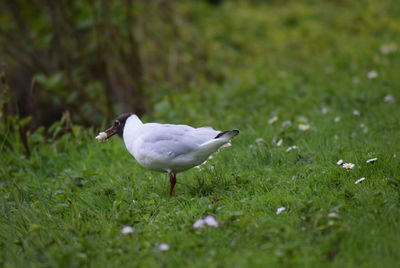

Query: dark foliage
<box><xmin>0</xmin><ymin>0</ymin><xmax>212</xmax><ymax>129</ymax></box>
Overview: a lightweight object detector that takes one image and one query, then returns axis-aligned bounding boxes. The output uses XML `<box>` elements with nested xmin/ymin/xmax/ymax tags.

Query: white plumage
<box><xmin>123</xmin><ymin>115</ymin><xmax>237</xmax><ymax>173</ymax></box>
<box><xmin>97</xmin><ymin>113</ymin><xmax>239</xmax><ymax>195</ymax></box>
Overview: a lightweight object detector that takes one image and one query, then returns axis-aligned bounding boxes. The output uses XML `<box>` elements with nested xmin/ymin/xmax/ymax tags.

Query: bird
<box><xmin>96</xmin><ymin>113</ymin><xmax>239</xmax><ymax>196</ymax></box>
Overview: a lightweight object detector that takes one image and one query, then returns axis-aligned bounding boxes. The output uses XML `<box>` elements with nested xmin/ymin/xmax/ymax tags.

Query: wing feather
<box><xmin>137</xmin><ymin>124</ymin><xmax>220</xmax><ymax>158</ymax></box>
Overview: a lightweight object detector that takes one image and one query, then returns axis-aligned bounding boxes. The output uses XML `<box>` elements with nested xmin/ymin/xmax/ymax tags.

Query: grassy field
<box><xmin>1</xmin><ymin>1</ymin><xmax>400</xmax><ymax>267</ymax></box>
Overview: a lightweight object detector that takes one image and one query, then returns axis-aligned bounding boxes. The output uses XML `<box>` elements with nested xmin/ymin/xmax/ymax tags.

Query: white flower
<box><xmin>286</xmin><ymin>145</ymin><xmax>298</xmax><ymax>152</ymax></box>
<box><xmin>158</xmin><ymin>243</ymin><xmax>170</xmax><ymax>251</ymax></box>
<box><xmin>352</xmin><ymin>110</ymin><xmax>360</xmax><ymax>116</ymax></box>
<box><xmin>281</xmin><ymin>120</ymin><xmax>292</xmax><ymax>127</ymax></box>
<box><xmin>275</xmin><ymin>139</ymin><xmax>283</xmax><ymax>147</ymax></box>
<box><xmin>334</xmin><ymin>116</ymin><xmax>341</xmax><ymax>122</ymax></box>
<box><xmin>360</xmin><ymin>123</ymin><xmax>368</xmax><ymax>133</ymax></box>
<box><xmin>121</xmin><ymin>226</ymin><xmax>135</xmax><ymax>235</ymax></box>
<box><xmin>321</xmin><ymin>107</ymin><xmax>329</xmax><ymax>114</ymax></box>
<box><xmin>367</xmin><ymin>71</ymin><xmax>378</xmax><ymax>79</ymax></box>
<box><xmin>268</xmin><ymin>116</ymin><xmax>279</xmax><ymax>125</ymax></box>
<box><xmin>342</xmin><ymin>163</ymin><xmax>355</xmax><ymax>169</ymax></box>
<box><xmin>328</xmin><ymin>212</ymin><xmax>339</xmax><ymax>218</ymax></box>
<box><xmin>255</xmin><ymin>138</ymin><xmax>265</xmax><ymax>145</ymax></box>
<box><xmin>355</xmin><ymin>177</ymin><xmax>366</xmax><ymax>184</ymax></box>
<box><xmin>54</xmin><ymin>189</ymin><xmax>65</xmax><ymax>195</ymax></box>
<box><xmin>366</xmin><ymin>158</ymin><xmax>378</xmax><ymax>163</ymax></box>
<box><xmin>298</xmin><ymin>124</ymin><xmax>310</xmax><ymax>131</ymax></box>
<box><xmin>384</xmin><ymin>94</ymin><xmax>395</xmax><ymax>103</ymax></box>
<box><xmin>336</xmin><ymin>159</ymin><xmax>343</xmax><ymax>165</ymax></box>
<box><xmin>193</xmin><ymin>216</ymin><xmax>219</xmax><ymax>228</ymax></box>
<box><xmin>222</xmin><ymin>142</ymin><xmax>231</xmax><ymax>148</ymax></box>
<box><xmin>203</xmin><ymin>216</ymin><xmax>219</xmax><ymax>227</ymax></box>
<box><xmin>276</xmin><ymin>207</ymin><xmax>286</xmax><ymax>215</ymax></box>
<box><xmin>193</xmin><ymin>219</ymin><xmax>205</xmax><ymax>228</ymax></box>
<box><xmin>95</xmin><ymin>132</ymin><xmax>108</xmax><ymax>142</ymax></box>
<box><xmin>380</xmin><ymin>43</ymin><xmax>397</xmax><ymax>54</ymax></box>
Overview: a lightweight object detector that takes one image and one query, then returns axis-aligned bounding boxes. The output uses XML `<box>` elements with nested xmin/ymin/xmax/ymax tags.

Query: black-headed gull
<box><xmin>96</xmin><ymin>113</ymin><xmax>239</xmax><ymax>196</ymax></box>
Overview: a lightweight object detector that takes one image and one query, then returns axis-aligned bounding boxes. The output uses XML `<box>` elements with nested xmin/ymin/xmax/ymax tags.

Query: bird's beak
<box><xmin>103</xmin><ymin>125</ymin><xmax>119</xmax><ymax>140</ymax></box>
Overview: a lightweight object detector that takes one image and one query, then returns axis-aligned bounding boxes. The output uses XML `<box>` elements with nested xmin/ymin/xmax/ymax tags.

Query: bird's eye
<box><xmin>114</xmin><ymin>120</ymin><xmax>120</xmax><ymax>126</ymax></box>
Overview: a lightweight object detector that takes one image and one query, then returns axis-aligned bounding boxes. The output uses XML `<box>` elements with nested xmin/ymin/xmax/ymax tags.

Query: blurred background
<box><xmin>0</xmin><ymin>0</ymin><xmax>398</xmax><ymax>136</ymax></box>
<box><xmin>1</xmin><ymin>0</ymin><xmax>217</xmax><ymax>127</ymax></box>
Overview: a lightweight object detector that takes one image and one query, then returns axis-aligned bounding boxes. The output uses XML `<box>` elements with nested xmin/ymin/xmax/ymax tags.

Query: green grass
<box><xmin>1</xmin><ymin>1</ymin><xmax>400</xmax><ymax>267</ymax></box>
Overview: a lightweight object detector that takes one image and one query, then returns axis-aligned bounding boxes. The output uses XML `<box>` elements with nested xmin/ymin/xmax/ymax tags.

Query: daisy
<box><xmin>352</xmin><ymin>110</ymin><xmax>360</xmax><ymax>116</ymax></box>
<box><xmin>276</xmin><ymin>139</ymin><xmax>283</xmax><ymax>147</ymax></box>
<box><xmin>193</xmin><ymin>219</ymin><xmax>205</xmax><ymax>228</ymax></box>
<box><xmin>281</xmin><ymin>120</ymin><xmax>292</xmax><ymax>127</ymax></box>
<box><xmin>298</xmin><ymin>124</ymin><xmax>310</xmax><ymax>131</ymax></box>
<box><xmin>366</xmin><ymin>158</ymin><xmax>378</xmax><ymax>163</ymax></box>
<box><xmin>336</xmin><ymin>159</ymin><xmax>343</xmax><ymax>165</ymax></box>
<box><xmin>380</xmin><ymin>43</ymin><xmax>397</xmax><ymax>54</ymax></box>
<box><xmin>121</xmin><ymin>226</ymin><xmax>135</xmax><ymax>235</ymax></box>
<box><xmin>276</xmin><ymin>207</ymin><xmax>286</xmax><ymax>215</ymax></box>
<box><xmin>158</xmin><ymin>243</ymin><xmax>170</xmax><ymax>251</ymax></box>
<box><xmin>367</xmin><ymin>71</ymin><xmax>378</xmax><ymax>79</ymax></box>
<box><xmin>203</xmin><ymin>216</ymin><xmax>219</xmax><ymax>227</ymax></box>
<box><xmin>286</xmin><ymin>145</ymin><xmax>298</xmax><ymax>152</ymax></box>
<box><xmin>255</xmin><ymin>138</ymin><xmax>265</xmax><ymax>145</ymax></box>
<box><xmin>54</xmin><ymin>189</ymin><xmax>65</xmax><ymax>195</ymax></box>
<box><xmin>268</xmin><ymin>116</ymin><xmax>279</xmax><ymax>125</ymax></box>
<box><xmin>384</xmin><ymin>95</ymin><xmax>395</xmax><ymax>103</ymax></box>
<box><xmin>193</xmin><ymin>216</ymin><xmax>219</xmax><ymax>228</ymax></box>
<box><xmin>355</xmin><ymin>177</ymin><xmax>366</xmax><ymax>184</ymax></box>
<box><xmin>328</xmin><ymin>212</ymin><xmax>339</xmax><ymax>218</ymax></box>
<box><xmin>342</xmin><ymin>163</ymin><xmax>355</xmax><ymax>169</ymax></box>
<box><xmin>321</xmin><ymin>107</ymin><xmax>329</xmax><ymax>114</ymax></box>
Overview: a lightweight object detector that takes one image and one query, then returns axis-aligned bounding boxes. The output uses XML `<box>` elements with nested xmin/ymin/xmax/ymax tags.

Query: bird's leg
<box><xmin>168</xmin><ymin>172</ymin><xmax>176</xmax><ymax>196</ymax></box>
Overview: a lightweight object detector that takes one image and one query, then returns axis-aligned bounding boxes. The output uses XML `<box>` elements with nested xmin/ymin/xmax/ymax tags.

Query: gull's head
<box><xmin>97</xmin><ymin>113</ymin><xmax>133</xmax><ymax>141</ymax></box>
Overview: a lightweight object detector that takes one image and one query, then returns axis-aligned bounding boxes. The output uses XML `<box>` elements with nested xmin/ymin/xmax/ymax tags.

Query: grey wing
<box><xmin>187</xmin><ymin>126</ymin><xmax>220</xmax><ymax>145</ymax></box>
<box><xmin>139</xmin><ymin>124</ymin><xmax>220</xmax><ymax>158</ymax></box>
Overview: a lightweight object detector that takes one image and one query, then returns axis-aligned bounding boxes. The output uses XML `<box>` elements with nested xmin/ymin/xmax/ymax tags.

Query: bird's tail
<box><xmin>195</xmin><ymin>129</ymin><xmax>239</xmax><ymax>162</ymax></box>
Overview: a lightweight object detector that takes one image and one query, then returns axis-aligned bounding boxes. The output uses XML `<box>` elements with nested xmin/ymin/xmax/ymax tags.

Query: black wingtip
<box><xmin>215</xmin><ymin>129</ymin><xmax>240</xmax><ymax>139</ymax></box>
